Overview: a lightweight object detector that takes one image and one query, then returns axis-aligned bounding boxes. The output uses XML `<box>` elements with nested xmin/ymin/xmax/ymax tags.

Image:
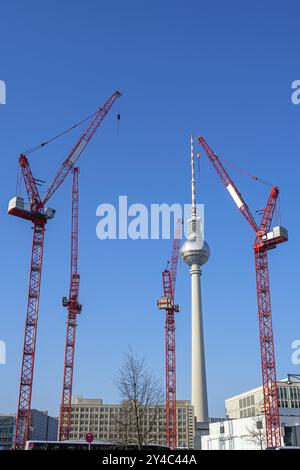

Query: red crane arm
<box><xmin>197</xmin><ymin>137</ymin><xmax>258</xmax><ymax>233</ymax></box>
<box><xmin>19</xmin><ymin>154</ymin><xmax>43</xmax><ymax>211</ymax></box>
<box><xmin>42</xmin><ymin>90</ymin><xmax>121</xmax><ymax>205</ymax></box>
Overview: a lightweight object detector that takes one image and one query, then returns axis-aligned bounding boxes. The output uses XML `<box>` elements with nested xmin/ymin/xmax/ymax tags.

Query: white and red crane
<box><xmin>196</xmin><ymin>136</ymin><xmax>288</xmax><ymax>448</ymax></box>
<box><xmin>8</xmin><ymin>91</ymin><xmax>121</xmax><ymax>449</ymax></box>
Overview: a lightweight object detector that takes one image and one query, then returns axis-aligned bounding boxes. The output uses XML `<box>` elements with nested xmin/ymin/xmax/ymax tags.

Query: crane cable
<box><xmin>196</xmin><ymin>147</ymin><xmax>282</xmax><ymax>226</ymax></box>
<box><xmin>194</xmin><ymin>138</ymin><xmax>274</xmax><ymax>187</ymax></box>
<box><xmin>17</xmin><ymin>104</ymin><xmax>121</xmax><ymax>198</ymax></box>
<box><xmin>22</xmin><ymin>108</ymin><xmax>100</xmax><ymax>156</ymax></box>
<box><xmin>217</xmin><ymin>155</ymin><xmax>274</xmax><ymax>187</ymax></box>
<box><xmin>212</xmin><ymin>154</ymin><xmax>281</xmax><ymax>223</ymax></box>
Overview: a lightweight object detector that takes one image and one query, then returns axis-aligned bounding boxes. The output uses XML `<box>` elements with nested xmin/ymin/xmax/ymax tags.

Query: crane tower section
<box><xmin>59</xmin><ymin>167</ymin><xmax>81</xmax><ymax>441</ymax></box>
<box><xmin>157</xmin><ymin>219</ymin><xmax>182</xmax><ymax>449</ymax></box>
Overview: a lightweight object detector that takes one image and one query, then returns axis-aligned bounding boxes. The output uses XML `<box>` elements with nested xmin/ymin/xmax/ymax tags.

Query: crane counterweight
<box><xmin>8</xmin><ymin>196</ymin><xmax>56</xmax><ymax>221</ymax></box>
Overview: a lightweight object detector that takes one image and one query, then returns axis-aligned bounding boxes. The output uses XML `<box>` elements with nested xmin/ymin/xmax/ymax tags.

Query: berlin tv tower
<box><xmin>180</xmin><ymin>136</ymin><xmax>210</xmax><ymax>448</ymax></box>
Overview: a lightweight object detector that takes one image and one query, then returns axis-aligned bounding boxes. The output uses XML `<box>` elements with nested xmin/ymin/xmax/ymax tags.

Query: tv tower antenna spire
<box><xmin>191</xmin><ymin>135</ymin><xmax>197</xmax><ymax>220</ymax></box>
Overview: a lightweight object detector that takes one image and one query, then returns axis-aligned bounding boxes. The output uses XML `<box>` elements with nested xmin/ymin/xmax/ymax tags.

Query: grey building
<box><xmin>30</xmin><ymin>410</ymin><xmax>58</xmax><ymax>441</ymax></box>
<box><xmin>0</xmin><ymin>410</ymin><xmax>58</xmax><ymax>450</ymax></box>
<box><xmin>0</xmin><ymin>414</ymin><xmax>15</xmax><ymax>450</ymax></box>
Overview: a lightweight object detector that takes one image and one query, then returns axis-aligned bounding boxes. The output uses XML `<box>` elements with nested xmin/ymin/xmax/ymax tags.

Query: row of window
<box><xmin>239</xmin><ymin>407</ymin><xmax>256</xmax><ymax>419</ymax></box>
<box><xmin>239</xmin><ymin>395</ymin><xmax>255</xmax><ymax>409</ymax></box>
<box><xmin>278</xmin><ymin>386</ymin><xmax>300</xmax><ymax>401</ymax></box>
<box><xmin>237</xmin><ymin>387</ymin><xmax>300</xmax><ymax>410</ymax></box>
<box><xmin>72</xmin><ymin>407</ymin><xmax>190</xmax><ymax>414</ymax></box>
<box><xmin>69</xmin><ymin>434</ymin><xmax>190</xmax><ymax>444</ymax></box>
<box><xmin>70</xmin><ymin>424</ymin><xmax>184</xmax><ymax>432</ymax></box>
<box><xmin>278</xmin><ymin>400</ymin><xmax>300</xmax><ymax>408</ymax></box>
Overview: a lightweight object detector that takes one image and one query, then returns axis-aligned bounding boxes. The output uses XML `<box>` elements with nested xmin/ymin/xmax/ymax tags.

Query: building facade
<box><xmin>30</xmin><ymin>410</ymin><xmax>58</xmax><ymax>441</ymax></box>
<box><xmin>0</xmin><ymin>410</ymin><xmax>58</xmax><ymax>450</ymax></box>
<box><xmin>202</xmin><ymin>414</ymin><xmax>300</xmax><ymax>450</ymax></box>
<box><xmin>202</xmin><ymin>375</ymin><xmax>300</xmax><ymax>450</ymax></box>
<box><xmin>68</xmin><ymin>396</ymin><xmax>195</xmax><ymax>448</ymax></box>
<box><xmin>0</xmin><ymin>414</ymin><xmax>15</xmax><ymax>450</ymax></box>
<box><xmin>225</xmin><ymin>377</ymin><xmax>300</xmax><ymax>420</ymax></box>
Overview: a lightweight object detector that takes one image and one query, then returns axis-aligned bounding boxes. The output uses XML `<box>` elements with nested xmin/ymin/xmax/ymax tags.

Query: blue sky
<box><xmin>0</xmin><ymin>0</ymin><xmax>299</xmax><ymax>418</ymax></box>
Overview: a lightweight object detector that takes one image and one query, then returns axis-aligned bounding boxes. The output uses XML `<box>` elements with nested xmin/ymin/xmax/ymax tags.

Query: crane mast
<box><xmin>14</xmin><ymin>220</ymin><xmax>46</xmax><ymax>449</ymax></box>
<box><xmin>196</xmin><ymin>136</ymin><xmax>288</xmax><ymax>448</ymax></box>
<box><xmin>8</xmin><ymin>90</ymin><xmax>121</xmax><ymax>449</ymax></box>
<box><xmin>12</xmin><ymin>154</ymin><xmax>52</xmax><ymax>449</ymax></box>
<box><xmin>157</xmin><ymin>219</ymin><xmax>181</xmax><ymax>449</ymax></box>
<box><xmin>59</xmin><ymin>167</ymin><xmax>81</xmax><ymax>441</ymax></box>
<box><xmin>254</xmin><ymin>186</ymin><xmax>283</xmax><ymax>447</ymax></box>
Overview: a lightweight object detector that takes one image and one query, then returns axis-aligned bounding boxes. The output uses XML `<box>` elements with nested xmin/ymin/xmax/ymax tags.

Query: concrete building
<box><xmin>67</xmin><ymin>396</ymin><xmax>195</xmax><ymax>448</ymax></box>
<box><xmin>0</xmin><ymin>410</ymin><xmax>58</xmax><ymax>450</ymax></box>
<box><xmin>202</xmin><ymin>375</ymin><xmax>300</xmax><ymax>450</ymax></box>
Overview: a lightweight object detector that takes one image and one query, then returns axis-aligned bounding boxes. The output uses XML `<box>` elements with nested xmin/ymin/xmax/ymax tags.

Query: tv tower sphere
<box><xmin>181</xmin><ymin>217</ymin><xmax>210</xmax><ymax>267</ymax></box>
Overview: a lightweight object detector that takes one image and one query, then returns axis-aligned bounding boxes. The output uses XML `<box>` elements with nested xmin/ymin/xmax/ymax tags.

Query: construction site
<box><xmin>0</xmin><ymin>1</ymin><xmax>299</xmax><ymax>456</ymax></box>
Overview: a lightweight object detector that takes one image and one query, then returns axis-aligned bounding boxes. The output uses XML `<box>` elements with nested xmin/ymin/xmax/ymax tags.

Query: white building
<box><xmin>202</xmin><ymin>375</ymin><xmax>300</xmax><ymax>450</ymax></box>
<box><xmin>225</xmin><ymin>376</ymin><xmax>300</xmax><ymax>421</ymax></box>
<box><xmin>202</xmin><ymin>414</ymin><xmax>300</xmax><ymax>450</ymax></box>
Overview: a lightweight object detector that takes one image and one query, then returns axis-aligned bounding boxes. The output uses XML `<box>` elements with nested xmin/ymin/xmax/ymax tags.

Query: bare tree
<box><xmin>246</xmin><ymin>418</ymin><xmax>266</xmax><ymax>450</ymax></box>
<box><xmin>114</xmin><ymin>349</ymin><xmax>164</xmax><ymax>449</ymax></box>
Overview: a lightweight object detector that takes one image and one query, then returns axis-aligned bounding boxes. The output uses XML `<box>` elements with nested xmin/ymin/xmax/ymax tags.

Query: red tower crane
<box><xmin>8</xmin><ymin>90</ymin><xmax>121</xmax><ymax>449</ymax></box>
<box><xmin>196</xmin><ymin>136</ymin><xmax>288</xmax><ymax>448</ymax></box>
<box><xmin>157</xmin><ymin>219</ymin><xmax>182</xmax><ymax>449</ymax></box>
<box><xmin>59</xmin><ymin>167</ymin><xmax>81</xmax><ymax>441</ymax></box>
